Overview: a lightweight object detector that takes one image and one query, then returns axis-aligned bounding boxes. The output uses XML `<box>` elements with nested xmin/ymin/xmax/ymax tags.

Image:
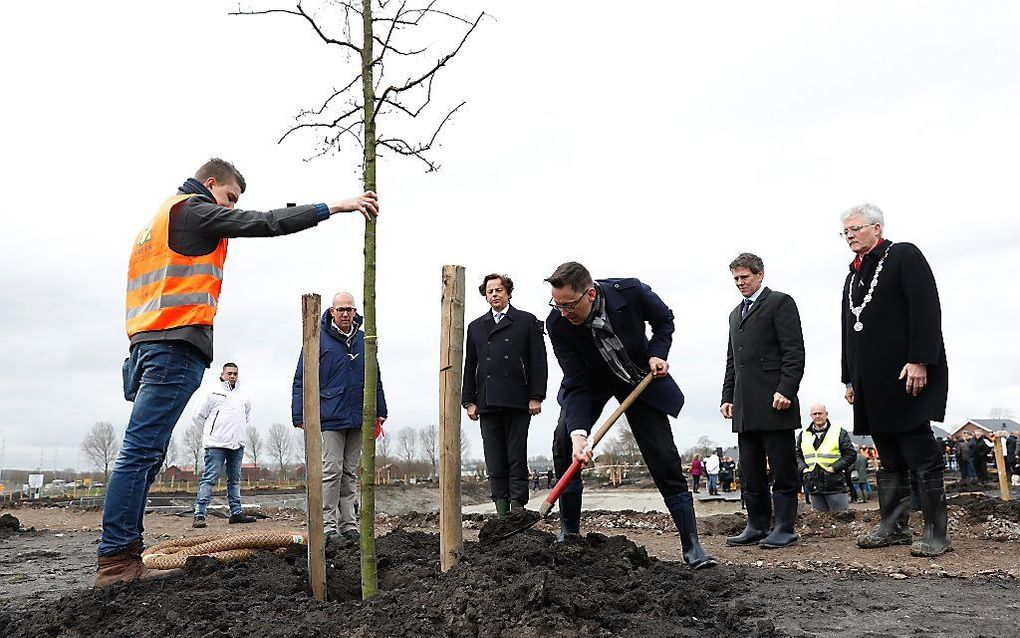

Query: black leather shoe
<box><xmin>192</xmin><ymin>516</ymin><xmax>206</xmax><ymax>529</ymax></box>
<box><xmin>229</xmin><ymin>512</ymin><xmax>257</xmax><ymax>524</ymax></box>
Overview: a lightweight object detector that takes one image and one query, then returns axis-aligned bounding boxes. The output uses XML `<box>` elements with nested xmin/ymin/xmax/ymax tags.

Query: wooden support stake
<box><xmin>993</xmin><ymin>433</ymin><xmax>1011</xmax><ymax>502</ymax></box>
<box><xmin>438</xmin><ymin>265</ymin><xmax>465</xmax><ymax>572</ymax></box>
<box><xmin>301</xmin><ymin>294</ymin><xmax>327</xmax><ymax>601</ymax></box>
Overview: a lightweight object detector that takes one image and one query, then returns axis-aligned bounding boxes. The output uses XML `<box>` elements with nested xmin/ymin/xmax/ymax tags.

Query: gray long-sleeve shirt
<box><xmin>129</xmin><ymin>184</ymin><xmax>329</xmax><ymax>363</ymax></box>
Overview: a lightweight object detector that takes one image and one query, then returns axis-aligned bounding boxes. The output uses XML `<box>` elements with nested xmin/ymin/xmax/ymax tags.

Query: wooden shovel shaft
<box><xmin>538</xmin><ymin>373</ymin><xmax>655</xmax><ymax>517</ymax></box>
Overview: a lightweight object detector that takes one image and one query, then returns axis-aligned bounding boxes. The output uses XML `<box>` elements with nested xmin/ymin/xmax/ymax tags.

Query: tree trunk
<box><xmin>358</xmin><ymin>0</ymin><xmax>380</xmax><ymax>600</ymax></box>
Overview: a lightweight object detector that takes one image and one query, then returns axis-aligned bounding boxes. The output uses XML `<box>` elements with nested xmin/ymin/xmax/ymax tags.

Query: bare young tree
<box><xmin>232</xmin><ymin>0</ymin><xmax>486</xmax><ymax>598</ymax></box>
<box><xmin>160</xmin><ymin>434</ymin><xmax>179</xmax><ymax>484</ymax></box>
<box><xmin>267</xmin><ymin>422</ymin><xmax>294</xmax><ymax>481</ymax></box>
<box><xmin>419</xmin><ymin>423</ymin><xmax>438</xmax><ymax>478</ymax></box>
<box><xmin>397</xmin><ymin>427</ymin><xmax>418</xmax><ymax>469</ymax></box>
<box><xmin>376</xmin><ymin>431</ymin><xmax>390</xmax><ymax>464</ymax></box>
<box><xmin>80</xmin><ymin>422</ymin><xmax>119</xmax><ymax>484</ymax></box>
<box><xmin>245</xmin><ymin>425</ymin><xmax>264</xmax><ymax>484</ymax></box>
<box><xmin>182</xmin><ymin>421</ymin><xmax>205</xmax><ymax>477</ymax></box>
<box><xmin>293</xmin><ymin>427</ymin><xmax>306</xmax><ymax>467</ymax></box>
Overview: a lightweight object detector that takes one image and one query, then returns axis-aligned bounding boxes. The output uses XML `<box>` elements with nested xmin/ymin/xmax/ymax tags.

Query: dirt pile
<box><xmin>0</xmin><ymin>513</ymin><xmax>19</xmax><ymax>536</ymax></box>
<box><xmin>1</xmin><ymin>528</ymin><xmax>778</xmax><ymax>638</ymax></box>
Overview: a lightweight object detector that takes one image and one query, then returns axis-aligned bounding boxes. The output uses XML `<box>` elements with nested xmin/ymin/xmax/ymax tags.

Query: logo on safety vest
<box><xmin>135</xmin><ymin>222</ymin><xmax>153</xmax><ymax>246</ymax></box>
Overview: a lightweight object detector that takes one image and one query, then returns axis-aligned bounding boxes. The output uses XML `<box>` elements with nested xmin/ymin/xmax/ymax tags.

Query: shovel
<box><xmin>480</xmin><ymin>372</ymin><xmax>655</xmax><ymax>546</ymax></box>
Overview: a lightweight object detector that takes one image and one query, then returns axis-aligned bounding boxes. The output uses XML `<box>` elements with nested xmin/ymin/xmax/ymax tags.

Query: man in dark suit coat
<box><xmin>462</xmin><ymin>273</ymin><xmax>547</xmax><ymax>517</ymax></box>
<box><xmin>546</xmin><ymin>261</ymin><xmax>715</xmax><ymax>570</ymax></box>
<box><xmin>720</xmin><ymin>252</ymin><xmax>805</xmax><ymax>549</ymax></box>
<box><xmin>840</xmin><ymin>203</ymin><xmax>951</xmax><ymax>557</ymax></box>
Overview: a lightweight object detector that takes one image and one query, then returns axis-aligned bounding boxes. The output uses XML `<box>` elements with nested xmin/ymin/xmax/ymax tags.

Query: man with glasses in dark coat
<box><xmin>545</xmin><ymin>261</ymin><xmax>715</xmax><ymax>570</ymax></box>
<box><xmin>840</xmin><ymin>203</ymin><xmax>951</xmax><ymax>557</ymax></box>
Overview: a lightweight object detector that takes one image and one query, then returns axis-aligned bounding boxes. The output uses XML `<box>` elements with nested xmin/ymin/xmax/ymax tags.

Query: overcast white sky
<box><xmin>1</xmin><ymin>1</ymin><xmax>1018</xmax><ymax>473</ymax></box>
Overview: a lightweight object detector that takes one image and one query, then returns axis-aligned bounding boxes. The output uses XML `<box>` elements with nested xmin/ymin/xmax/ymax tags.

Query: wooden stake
<box><xmin>301</xmin><ymin>294</ymin><xmax>327</xmax><ymax>601</ymax></box>
<box><xmin>438</xmin><ymin>265</ymin><xmax>465</xmax><ymax>572</ymax></box>
<box><xmin>993</xmin><ymin>433</ymin><xmax>1011</xmax><ymax>502</ymax></box>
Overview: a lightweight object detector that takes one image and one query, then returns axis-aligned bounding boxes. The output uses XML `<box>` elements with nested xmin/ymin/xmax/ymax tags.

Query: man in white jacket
<box><xmin>192</xmin><ymin>362</ymin><xmax>256</xmax><ymax>527</ymax></box>
<box><xmin>705</xmin><ymin>449</ymin><xmax>721</xmax><ymax>496</ymax></box>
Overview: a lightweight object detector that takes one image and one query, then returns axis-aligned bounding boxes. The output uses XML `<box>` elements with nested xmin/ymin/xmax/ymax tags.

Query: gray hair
<box><xmin>841</xmin><ymin>202</ymin><xmax>885</xmax><ymax>226</ymax></box>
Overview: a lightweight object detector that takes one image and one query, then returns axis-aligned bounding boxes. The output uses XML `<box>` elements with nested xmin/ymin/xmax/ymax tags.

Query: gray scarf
<box><xmin>588</xmin><ymin>284</ymin><xmax>646</xmax><ymax>386</ymax></box>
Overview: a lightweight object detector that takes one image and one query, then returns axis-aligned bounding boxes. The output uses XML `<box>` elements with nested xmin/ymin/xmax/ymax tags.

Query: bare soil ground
<box><xmin>1</xmin><ymin>491</ymin><xmax>1018</xmax><ymax>637</ymax></box>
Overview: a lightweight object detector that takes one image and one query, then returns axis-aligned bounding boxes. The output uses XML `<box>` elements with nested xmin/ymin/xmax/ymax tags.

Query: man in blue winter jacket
<box><xmin>292</xmin><ymin>291</ymin><xmax>387</xmax><ymax>540</ymax></box>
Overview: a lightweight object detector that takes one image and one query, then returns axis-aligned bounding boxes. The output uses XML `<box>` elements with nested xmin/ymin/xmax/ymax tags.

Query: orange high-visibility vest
<box><xmin>125</xmin><ymin>194</ymin><xmax>228</xmax><ymax>337</ymax></box>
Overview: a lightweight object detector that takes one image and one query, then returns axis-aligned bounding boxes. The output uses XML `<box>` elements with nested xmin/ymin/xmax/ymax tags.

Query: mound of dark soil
<box><xmin>0</xmin><ymin>528</ymin><xmax>778</xmax><ymax>638</ymax></box>
<box><xmin>949</xmin><ymin>493</ymin><xmax>1020</xmax><ymax>523</ymax></box>
<box><xmin>0</xmin><ymin>513</ymin><xmax>19</xmax><ymax>533</ymax></box>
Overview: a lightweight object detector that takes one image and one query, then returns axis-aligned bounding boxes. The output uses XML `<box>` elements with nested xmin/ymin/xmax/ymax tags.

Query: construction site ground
<box><xmin>1</xmin><ymin>486</ymin><xmax>1018</xmax><ymax>637</ymax></box>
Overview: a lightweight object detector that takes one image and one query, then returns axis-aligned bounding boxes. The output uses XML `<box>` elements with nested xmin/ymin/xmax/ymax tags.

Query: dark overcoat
<box><xmin>461</xmin><ymin>305</ymin><xmax>548</xmax><ymax>413</ymax></box>
<box><xmin>720</xmin><ymin>287</ymin><xmax>805</xmax><ymax>433</ymax></box>
<box><xmin>841</xmin><ymin>240</ymin><xmax>948</xmax><ymax>435</ymax></box>
<box><xmin>547</xmin><ymin>278</ymin><xmax>684</xmax><ymax>433</ymax></box>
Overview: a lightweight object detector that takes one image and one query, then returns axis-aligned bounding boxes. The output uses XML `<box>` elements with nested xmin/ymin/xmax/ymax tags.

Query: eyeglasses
<box><xmin>548</xmin><ymin>289</ymin><xmax>592</xmax><ymax>312</ymax></box>
<box><xmin>839</xmin><ymin>223</ymin><xmax>877</xmax><ymax>238</ymax></box>
<box><xmin>332</xmin><ymin>306</ymin><xmax>356</xmax><ymax>314</ymax></box>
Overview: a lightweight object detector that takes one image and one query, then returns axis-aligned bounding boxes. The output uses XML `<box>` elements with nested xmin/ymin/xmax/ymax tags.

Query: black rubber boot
<box><xmin>664</xmin><ymin>492</ymin><xmax>717</xmax><ymax>569</ymax></box>
<box><xmin>910</xmin><ymin>469</ymin><xmax>953</xmax><ymax>557</ymax></box>
<box><xmin>557</xmin><ymin>490</ymin><xmax>582</xmax><ymax>541</ymax></box>
<box><xmin>758</xmin><ymin>493</ymin><xmax>800</xmax><ymax>548</ymax></box>
<box><xmin>857</xmin><ymin>469</ymin><xmax>913</xmax><ymax>548</ymax></box>
<box><xmin>494</xmin><ymin>499</ymin><xmax>510</xmax><ymax>519</ymax></box>
<box><xmin>726</xmin><ymin>491</ymin><xmax>771</xmax><ymax>546</ymax></box>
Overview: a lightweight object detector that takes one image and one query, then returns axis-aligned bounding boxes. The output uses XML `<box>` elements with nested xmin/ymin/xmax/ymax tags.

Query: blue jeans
<box><xmin>194</xmin><ymin>446</ymin><xmax>244</xmax><ymax>517</ymax></box>
<box><xmin>99</xmin><ymin>342</ymin><xmax>205</xmax><ymax>556</ymax></box>
<box><xmin>707</xmin><ymin>474</ymin><xmax>718</xmax><ymax>492</ymax></box>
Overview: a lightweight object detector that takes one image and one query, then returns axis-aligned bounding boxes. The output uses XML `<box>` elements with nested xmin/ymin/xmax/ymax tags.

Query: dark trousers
<box><xmin>480</xmin><ymin>410</ymin><xmax>531</xmax><ymax>503</ymax></box>
<box><xmin>553</xmin><ymin>399</ymin><xmax>688</xmax><ymax>499</ymax></box>
<box><xmin>692</xmin><ymin>474</ymin><xmax>702</xmax><ymax>492</ymax></box>
<box><xmin>871</xmin><ymin>423</ymin><xmax>943</xmax><ymax>474</ymax></box>
<box><xmin>737</xmin><ymin>429</ymin><xmax>799</xmax><ymax>500</ymax></box>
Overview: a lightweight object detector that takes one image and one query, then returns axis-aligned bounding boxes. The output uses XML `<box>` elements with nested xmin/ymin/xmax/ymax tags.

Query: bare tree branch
<box><xmin>375</xmin><ymin>11</ymin><xmax>484</xmax><ymax>117</ymax></box>
<box><xmin>377</xmin><ymin>100</ymin><xmax>464</xmax><ymax>171</ymax></box>
<box><xmin>230</xmin><ymin>2</ymin><xmax>362</xmax><ymax>54</ymax></box>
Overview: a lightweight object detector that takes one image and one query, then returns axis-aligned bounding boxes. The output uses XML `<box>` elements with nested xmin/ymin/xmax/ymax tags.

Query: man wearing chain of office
<box><xmin>840</xmin><ymin>203</ymin><xmax>951</xmax><ymax>557</ymax></box>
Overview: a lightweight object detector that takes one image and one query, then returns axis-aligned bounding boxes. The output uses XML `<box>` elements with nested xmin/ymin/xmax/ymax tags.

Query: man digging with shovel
<box><xmin>544</xmin><ymin>262</ymin><xmax>716</xmax><ymax>570</ymax></box>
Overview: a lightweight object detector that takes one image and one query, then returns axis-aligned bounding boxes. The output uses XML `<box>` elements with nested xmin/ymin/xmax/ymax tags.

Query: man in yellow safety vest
<box><xmin>796</xmin><ymin>404</ymin><xmax>857</xmax><ymax>512</ymax></box>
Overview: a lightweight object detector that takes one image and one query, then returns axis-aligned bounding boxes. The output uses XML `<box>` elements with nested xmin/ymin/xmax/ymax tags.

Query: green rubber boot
<box><xmin>494</xmin><ymin>499</ymin><xmax>510</xmax><ymax>519</ymax></box>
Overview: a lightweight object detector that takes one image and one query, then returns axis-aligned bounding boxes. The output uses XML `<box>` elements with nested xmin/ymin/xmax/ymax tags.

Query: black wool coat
<box><xmin>721</xmin><ymin>287</ymin><xmax>806</xmax><ymax>433</ymax></box>
<box><xmin>841</xmin><ymin>240</ymin><xmax>948</xmax><ymax>435</ymax></box>
<box><xmin>461</xmin><ymin>305</ymin><xmax>548</xmax><ymax>413</ymax></box>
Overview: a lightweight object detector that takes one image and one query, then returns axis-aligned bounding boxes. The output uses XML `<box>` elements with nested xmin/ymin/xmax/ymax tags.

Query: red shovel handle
<box><xmin>539</xmin><ymin>459</ymin><xmax>582</xmax><ymax>517</ymax></box>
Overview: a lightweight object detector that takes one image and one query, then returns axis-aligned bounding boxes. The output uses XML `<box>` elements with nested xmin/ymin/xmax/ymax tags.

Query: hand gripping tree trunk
<box><xmin>232</xmin><ymin>0</ymin><xmax>485</xmax><ymax>600</ymax></box>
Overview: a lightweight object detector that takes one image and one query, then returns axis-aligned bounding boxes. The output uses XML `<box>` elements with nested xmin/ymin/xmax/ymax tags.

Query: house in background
<box><xmin>950</xmin><ymin>418</ymin><xmax>1020</xmax><ymax>438</ymax></box>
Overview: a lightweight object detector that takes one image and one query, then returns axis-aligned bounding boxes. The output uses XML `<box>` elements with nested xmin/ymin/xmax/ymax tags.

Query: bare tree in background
<box><xmin>183</xmin><ymin>421</ymin><xmax>204</xmax><ymax>477</ymax></box>
<box><xmin>160</xmin><ymin>434</ymin><xmax>179</xmax><ymax>484</ymax></box>
<box><xmin>376</xmin><ymin>431</ymin><xmax>391</xmax><ymax>465</ymax></box>
<box><xmin>80</xmin><ymin>422</ymin><xmax>119</xmax><ymax>484</ymax></box>
<box><xmin>267</xmin><ymin>423</ymin><xmax>294</xmax><ymax>481</ymax></box>
<box><xmin>245</xmin><ymin>425</ymin><xmax>264</xmax><ymax>485</ymax></box>
<box><xmin>683</xmin><ymin>435</ymin><xmax>718</xmax><ymax>462</ymax></box>
<box><xmin>397</xmin><ymin>427</ymin><xmax>418</xmax><ymax>469</ymax></box>
<box><xmin>420</xmin><ymin>423</ymin><xmax>438</xmax><ymax>478</ymax></box>
<box><xmin>293</xmin><ymin>427</ymin><xmax>306</xmax><ymax>472</ymax></box>
<box><xmin>231</xmin><ymin>0</ymin><xmax>485</xmax><ymax>598</ymax></box>
<box><xmin>989</xmin><ymin>407</ymin><xmax>1016</xmax><ymax>421</ymax></box>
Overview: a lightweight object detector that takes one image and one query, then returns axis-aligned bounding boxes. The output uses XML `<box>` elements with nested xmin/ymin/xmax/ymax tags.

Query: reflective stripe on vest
<box><xmin>125</xmin><ymin>193</ymin><xmax>229</xmax><ymax>337</ymax></box>
<box><xmin>801</xmin><ymin>423</ymin><xmax>843</xmax><ymax>472</ymax></box>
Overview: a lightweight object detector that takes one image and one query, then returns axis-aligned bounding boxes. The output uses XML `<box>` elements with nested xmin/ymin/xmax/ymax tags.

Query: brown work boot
<box><xmin>95</xmin><ymin>540</ymin><xmax>180</xmax><ymax>588</ymax></box>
